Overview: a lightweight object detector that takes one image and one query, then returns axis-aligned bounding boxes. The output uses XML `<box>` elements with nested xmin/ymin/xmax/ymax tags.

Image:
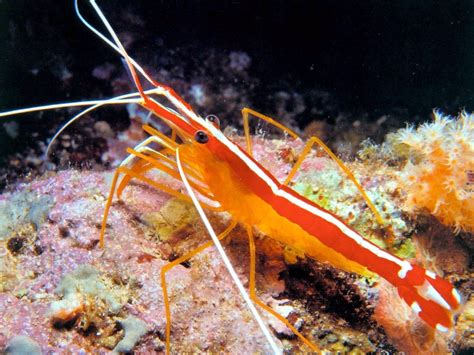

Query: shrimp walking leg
<box><xmin>116</xmin><ymin>159</ymin><xmax>151</xmax><ymax>198</ymax></box>
<box><xmin>116</xmin><ymin>132</ymin><xmax>179</xmax><ymax>196</ymax></box>
<box><xmin>126</xmin><ymin>148</ymin><xmax>208</xmax><ymax>191</ymax></box>
<box><xmin>117</xmin><ymin>152</ymin><xmax>202</xmax><ymax>199</ymax></box>
<box><xmin>160</xmin><ymin>220</ymin><xmax>238</xmax><ymax>354</ymax></box>
<box><xmin>123</xmin><ymin>148</ymin><xmax>215</xmax><ymax>204</ymax></box>
<box><xmin>142</xmin><ymin>125</ymin><xmax>179</xmax><ymax>150</ymax></box>
<box><xmin>245</xmin><ymin>226</ymin><xmax>320</xmax><ymax>352</ymax></box>
<box><xmin>283</xmin><ymin>136</ymin><xmax>388</xmax><ymax>229</ymax></box>
<box><xmin>100</xmin><ymin>165</ymin><xmax>221</xmax><ymax>247</ymax></box>
<box><xmin>241</xmin><ymin>107</ymin><xmax>300</xmax><ymax>155</ymax></box>
<box><xmin>239</xmin><ymin>108</ymin><xmax>387</xmax><ymax>229</ymax></box>
<box><xmin>117</xmin><ymin>132</ymin><xmax>209</xmax><ymax>198</ymax></box>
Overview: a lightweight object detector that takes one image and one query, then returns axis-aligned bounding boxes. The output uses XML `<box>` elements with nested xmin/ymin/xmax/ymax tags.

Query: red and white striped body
<box><xmin>182</xmin><ymin>123</ymin><xmax>461</xmax><ymax>332</ymax></box>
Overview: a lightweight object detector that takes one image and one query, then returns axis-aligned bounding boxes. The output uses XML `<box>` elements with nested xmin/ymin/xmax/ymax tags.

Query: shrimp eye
<box><xmin>195</xmin><ymin>130</ymin><xmax>209</xmax><ymax>144</ymax></box>
<box><xmin>206</xmin><ymin>114</ymin><xmax>220</xmax><ymax>128</ymax></box>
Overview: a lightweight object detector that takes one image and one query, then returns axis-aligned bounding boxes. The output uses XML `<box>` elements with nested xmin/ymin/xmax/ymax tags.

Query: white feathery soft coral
<box><xmin>396</xmin><ymin>125</ymin><xmax>423</xmax><ymax>151</ymax></box>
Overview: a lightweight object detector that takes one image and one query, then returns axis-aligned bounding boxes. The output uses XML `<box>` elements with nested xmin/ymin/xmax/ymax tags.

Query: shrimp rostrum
<box><xmin>0</xmin><ymin>0</ymin><xmax>462</xmax><ymax>353</ymax></box>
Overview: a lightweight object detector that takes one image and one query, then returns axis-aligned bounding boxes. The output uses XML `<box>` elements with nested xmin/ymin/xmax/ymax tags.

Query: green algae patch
<box><xmin>51</xmin><ymin>265</ymin><xmax>125</xmax><ymax>320</ymax></box>
<box><xmin>392</xmin><ymin>238</ymin><xmax>415</xmax><ymax>259</ymax></box>
<box><xmin>5</xmin><ymin>335</ymin><xmax>42</xmax><ymax>355</ymax></box>
<box><xmin>0</xmin><ymin>191</ymin><xmax>54</xmax><ymax>241</ymax></box>
<box><xmin>293</xmin><ymin>182</ymin><xmax>331</xmax><ymax>210</ymax></box>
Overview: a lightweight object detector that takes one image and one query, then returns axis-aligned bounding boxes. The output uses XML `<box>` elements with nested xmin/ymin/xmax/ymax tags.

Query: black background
<box><xmin>2</xmin><ymin>1</ymin><xmax>474</xmax><ymax>115</ymax></box>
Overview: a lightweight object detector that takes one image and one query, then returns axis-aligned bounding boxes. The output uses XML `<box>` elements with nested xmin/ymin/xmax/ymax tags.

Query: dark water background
<box><xmin>0</xmin><ymin>0</ymin><xmax>474</xmax><ymax>168</ymax></box>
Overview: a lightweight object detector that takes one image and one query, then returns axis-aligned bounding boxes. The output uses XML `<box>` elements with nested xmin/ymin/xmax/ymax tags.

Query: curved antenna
<box><xmin>45</xmin><ymin>93</ymin><xmax>145</xmax><ymax>158</ymax></box>
<box><xmin>44</xmin><ymin>90</ymin><xmax>191</xmax><ymax>159</ymax></box>
<box><xmin>0</xmin><ymin>89</ymin><xmax>167</xmax><ymax>159</ymax></box>
<box><xmin>87</xmin><ymin>0</ymin><xmax>148</xmax><ymax>100</ymax></box>
<box><xmin>76</xmin><ymin>0</ymin><xmax>201</xmax><ymax>123</ymax></box>
<box><xmin>0</xmin><ymin>98</ymin><xmax>135</xmax><ymax>118</ymax></box>
<box><xmin>74</xmin><ymin>0</ymin><xmax>155</xmax><ymax>88</ymax></box>
<box><xmin>176</xmin><ymin>147</ymin><xmax>281</xmax><ymax>355</ymax></box>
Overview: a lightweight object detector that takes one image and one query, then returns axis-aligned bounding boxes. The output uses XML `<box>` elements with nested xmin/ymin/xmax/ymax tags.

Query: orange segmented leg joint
<box><xmin>127</xmin><ymin>147</ymin><xmax>205</xmax><ymax>187</ymax></box>
<box><xmin>99</xmin><ymin>166</ymin><xmax>222</xmax><ymax>248</ymax></box>
<box><xmin>283</xmin><ymin>136</ymin><xmax>388</xmax><ymax>230</ymax></box>
<box><xmin>238</xmin><ymin>108</ymin><xmax>387</xmax><ymax>233</ymax></box>
<box><xmin>125</xmin><ymin>147</ymin><xmax>214</xmax><ymax>200</ymax></box>
<box><xmin>160</xmin><ymin>220</ymin><xmax>238</xmax><ymax>354</ymax></box>
<box><xmin>241</xmin><ymin>107</ymin><xmax>300</xmax><ymax>156</ymax></box>
<box><xmin>117</xmin><ymin>135</ymin><xmax>180</xmax><ymax>196</ymax></box>
<box><xmin>246</xmin><ymin>226</ymin><xmax>321</xmax><ymax>353</ymax></box>
<box><xmin>142</xmin><ymin>124</ymin><xmax>179</xmax><ymax>150</ymax></box>
<box><xmin>117</xmin><ymin>159</ymin><xmax>151</xmax><ymax>198</ymax></box>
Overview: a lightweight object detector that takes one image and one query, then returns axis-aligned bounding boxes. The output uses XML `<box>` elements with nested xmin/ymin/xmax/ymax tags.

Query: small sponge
<box><xmin>113</xmin><ymin>316</ymin><xmax>148</xmax><ymax>353</ymax></box>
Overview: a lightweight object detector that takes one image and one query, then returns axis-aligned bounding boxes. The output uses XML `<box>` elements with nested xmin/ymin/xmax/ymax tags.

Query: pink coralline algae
<box><xmin>0</xmin><ymin>169</ymin><xmax>278</xmax><ymax>353</ymax></box>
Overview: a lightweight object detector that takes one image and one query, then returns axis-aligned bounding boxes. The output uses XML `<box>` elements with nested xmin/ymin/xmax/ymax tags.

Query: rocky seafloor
<box><xmin>0</xmin><ymin>127</ymin><xmax>472</xmax><ymax>353</ymax></box>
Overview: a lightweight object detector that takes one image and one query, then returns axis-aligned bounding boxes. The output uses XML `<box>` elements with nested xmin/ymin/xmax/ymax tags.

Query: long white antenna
<box><xmin>75</xmin><ymin>0</ymin><xmax>156</xmax><ymax>87</ymax></box>
<box><xmin>44</xmin><ymin>89</ymin><xmax>161</xmax><ymax>158</ymax></box>
<box><xmin>0</xmin><ymin>98</ymin><xmax>138</xmax><ymax>118</ymax></box>
<box><xmin>176</xmin><ymin>147</ymin><xmax>281</xmax><ymax>355</ymax></box>
<box><xmin>0</xmin><ymin>89</ymin><xmax>169</xmax><ymax>160</ymax></box>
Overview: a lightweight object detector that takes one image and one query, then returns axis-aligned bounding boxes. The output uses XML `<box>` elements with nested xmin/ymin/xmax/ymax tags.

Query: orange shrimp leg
<box><xmin>282</xmin><ymin>136</ymin><xmax>388</xmax><ymax>230</ymax></box>
<box><xmin>117</xmin><ymin>154</ymin><xmax>187</xmax><ymax>199</ymax></box>
<box><xmin>124</xmin><ymin>148</ymin><xmax>214</xmax><ymax>201</ymax></box>
<box><xmin>240</xmin><ymin>108</ymin><xmax>387</xmax><ymax>230</ymax></box>
<box><xmin>160</xmin><ymin>220</ymin><xmax>238</xmax><ymax>354</ymax></box>
<box><xmin>116</xmin><ymin>130</ymin><xmax>208</xmax><ymax>199</ymax></box>
<box><xmin>117</xmin><ymin>130</ymin><xmax>180</xmax><ymax>197</ymax></box>
<box><xmin>116</xmin><ymin>159</ymin><xmax>151</xmax><ymax>199</ymax></box>
<box><xmin>245</xmin><ymin>226</ymin><xmax>321</xmax><ymax>352</ymax></box>
<box><xmin>241</xmin><ymin>107</ymin><xmax>300</xmax><ymax>156</ymax></box>
<box><xmin>100</xmin><ymin>165</ymin><xmax>221</xmax><ymax>248</ymax></box>
<box><xmin>116</xmin><ymin>125</ymin><xmax>180</xmax><ymax>195</ymax></box>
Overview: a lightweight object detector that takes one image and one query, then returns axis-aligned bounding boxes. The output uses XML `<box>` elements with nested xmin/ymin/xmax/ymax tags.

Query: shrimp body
<box><xmin>182</xmin><ymin>123</ymin><xmax>461</xmax><ymax>332</ymax></box>
<box><xmin>184</xmin><ymin>143</ymin><xmax>372</xmax><ymax>277</ymax></box>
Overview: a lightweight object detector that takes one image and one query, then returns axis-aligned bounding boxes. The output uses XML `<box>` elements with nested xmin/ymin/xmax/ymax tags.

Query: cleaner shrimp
<box><xmin>0</xmin><ymin>1</ymin><xmax>462</xmax><ymax>353</ymax></box>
